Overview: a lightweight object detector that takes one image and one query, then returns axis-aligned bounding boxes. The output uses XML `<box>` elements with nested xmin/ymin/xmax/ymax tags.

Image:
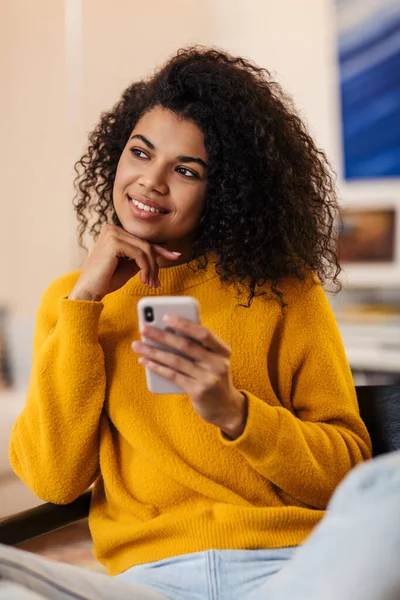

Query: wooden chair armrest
<box><xmin>0</xmin><ymin>490</ymin><xmax>91</xmax><ymax>546</ymax></box>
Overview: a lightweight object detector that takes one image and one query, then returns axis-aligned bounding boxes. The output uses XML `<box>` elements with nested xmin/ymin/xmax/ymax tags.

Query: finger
<box><xmin>162</xmin><ymin>317</ymin><xmax>231</xmax><ymax>357</ymax></box>
<box><xmin>140</xmin><ymin>325</ymin><xmax>212</xmax><ymax>365</ymax></box>
<box><xmin>144</xmin><ymin>246</ymin><xmax>159</xmax><ymax>288</ymax></box>
<box><xmin>133</xmin><ymin>341</ymin><xmax>204</xmax><ymax>379</ymax></box>
<box><xmin>138</xmin><ymin>357</ymin><xmax>194</xmax><ymax>393</ymax></box>
<box><xmin>104</xmin><ymin>225</ymin><xmax>153</xmax><ymax>286</ymax></box>
<box><xmin>114</xmin><ymin>241</ymin><xmax>152</xmax><ymax>287</ymax></box>
<box><xmin>117</xmin><ymin>230</ymin><xmax>160</xmax><ymax>288</ymax></box>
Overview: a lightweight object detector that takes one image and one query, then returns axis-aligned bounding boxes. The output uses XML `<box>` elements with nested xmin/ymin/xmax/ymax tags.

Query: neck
<box><xmin>156</xmin><ymin>238</ymin><xmax>194</xmax><ymax>269</ymax></box>
<box><xmin>158</xmin><ymin>251</ymin><xmax>191</xmax><ymax>269</ymax></box>
<box><xmin>119</xmin><ymin>255</ymin><xmax>218</xmax><ymax>297</ymax></box>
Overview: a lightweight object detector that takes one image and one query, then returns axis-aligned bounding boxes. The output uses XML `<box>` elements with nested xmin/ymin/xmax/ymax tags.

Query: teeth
<box><xmin>132</xmin><ymin>199</ymin><xmax>162</xmax><ymax>214</ymax></box>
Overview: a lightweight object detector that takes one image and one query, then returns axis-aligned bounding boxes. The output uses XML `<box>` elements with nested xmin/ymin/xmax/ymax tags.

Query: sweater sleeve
<box><xmin>220</xmin><ymin>278</ymin><xmax>372</xmax><ymax>509</ymax></box>
<box><xmin>9</xmin><ymin>275</ymin><xmax>106</xmax><ymax>504</ymax></box>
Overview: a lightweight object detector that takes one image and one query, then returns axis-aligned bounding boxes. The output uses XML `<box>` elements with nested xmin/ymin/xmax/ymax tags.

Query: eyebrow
<box><xmin>130</xmin><ymin>134</ymin><xmax>155</xmax><ymax>150</ymax></box>
<box><xmin>130</xmin><ymin>134</ymin><xmax>208</xmax><ymax>169</ymax></box>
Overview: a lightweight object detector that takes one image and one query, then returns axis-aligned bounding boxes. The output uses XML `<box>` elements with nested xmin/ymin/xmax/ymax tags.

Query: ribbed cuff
<box><xmin>218</xmin><ymin>391</ymin><xmax>280</xmax><ymax>462</ymax></box>
<box><xmin>58</xmin><ymin>297</ymin><xmax>104</xmax><ymax>344</ymax></box>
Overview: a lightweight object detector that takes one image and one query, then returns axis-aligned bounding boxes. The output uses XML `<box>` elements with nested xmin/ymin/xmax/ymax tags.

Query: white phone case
<box><xmin>137</xmin><ymin>296</ymin><xmax>200</xmax><ymax>394</ymax></box>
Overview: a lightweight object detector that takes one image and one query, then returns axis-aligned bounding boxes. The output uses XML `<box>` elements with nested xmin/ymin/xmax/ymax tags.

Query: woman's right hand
<box><xmin>69</xmin><ymin>224</ymin><xmax>181</xmax><ymax>301</ymax></box>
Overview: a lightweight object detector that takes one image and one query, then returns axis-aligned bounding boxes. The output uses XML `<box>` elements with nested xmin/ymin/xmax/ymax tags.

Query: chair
<box><xmin>1</xmin><ymin>385</ymin><xmax>399</xmax><ymax>547</ymax></box>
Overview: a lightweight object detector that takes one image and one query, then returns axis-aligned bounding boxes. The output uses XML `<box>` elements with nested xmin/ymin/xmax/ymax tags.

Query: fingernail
<box><xmin>162</xmin><ymin>314</ymin><xmax>171</xmax><ymax>322</ymax></box>
<box><xmin>172</xmin><ymin>252</ymin><xmax>181</xmax><ymax>256</ymax></box>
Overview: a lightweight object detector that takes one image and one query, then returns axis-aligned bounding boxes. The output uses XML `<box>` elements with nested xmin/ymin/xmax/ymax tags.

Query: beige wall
<box><xmin>83</xmin><ymin>0</ymin><xmax>214</xmax><ymax>130</ymax></box>
<box><xmin>1</xmin><ymin>0</ymin><xmax>71</xmax><ymax>317</ymax></box>
<box><xmin>1</xmin><ymin>0</ymin><xmax>214</xmax><ymax>319</ymax></box>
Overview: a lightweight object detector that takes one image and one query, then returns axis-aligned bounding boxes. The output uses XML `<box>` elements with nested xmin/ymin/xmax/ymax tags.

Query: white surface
<box><xmin>341</xmin><ymin>265</ymin><xmax>400</xmax><ymax>289</ymax></box>
<box><xmin>0</xmin><ymin>388</ymin><xmax>43</xmax><ymax>517</ymax></box>
<box><xmin>4</xmin><ymin>317</ymin><xmax>34</xmax><ymax>389</ymax></box>
<box><xmin>346</xmin><ymin>348</ymin><xmax>400</xmax><ymax>373</ymax></box>
<box><xmin>0</xmin><ymin>388</ymin><xmax>27</xmax><ymax>474</ymax></box>
<box><xmin>339</xmin><ymin>323</ymin><xmax>400</xmax><ymax>373</ymax></box>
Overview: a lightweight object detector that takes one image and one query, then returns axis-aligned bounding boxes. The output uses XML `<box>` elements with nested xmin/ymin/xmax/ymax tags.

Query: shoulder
<box><xmin>41</xmin><ymin>271</ymin><xmax>82</xmax><ymax>303</ymax></box>
<box><xmin>33</xmin><ymin>271</ymin><xmax>82</xmax><ymax>333</ymax></box>
<box><xmin>246</xmin><ymin>272</ymin><xmax>328</xmax><ymax>325</ymax></box>
<box><xmin>256</xmin><ymin>271</ymin><xmax>336</xmax><ymax>328</ymax></box>
<box><xmin>277</xmin><ymin>272</ymin><xmax>339</xmax><ymax>337</ymax></box>
<box><xmin>279</xmin><ymin>271</ymin><xmax>326</xmax><ymax>308</ymax></box>
<box><xmin>37</xmin><ymin>271</ymin><xmax>82</xmax><ymax>318</ymax></box>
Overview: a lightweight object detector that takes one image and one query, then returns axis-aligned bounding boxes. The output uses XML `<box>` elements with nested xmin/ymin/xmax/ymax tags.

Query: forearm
<box><xmin>220</xmin><ymin>391</ymin><xmax>372</xmax><ymax>509</ymax></box>
<box><xmin>9</xmin><ymin>299</ymin><xmax>106</xmax><ymax>504</ymax></box>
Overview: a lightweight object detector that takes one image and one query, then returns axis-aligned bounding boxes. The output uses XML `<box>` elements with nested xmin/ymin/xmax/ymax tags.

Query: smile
<box><xmin>128</xmin><ymin>195</ymin><xmax>169</xmax><ymax>220</ymax></box>
<box><xmin>132</xmin><ymin>200</ymin><xmax>164</xmax><ymax>214</ymax></box>
<box><xmin>128</xmin><ymin>195</ymin><xmax>169</xmax><ymax>214</ymax></box>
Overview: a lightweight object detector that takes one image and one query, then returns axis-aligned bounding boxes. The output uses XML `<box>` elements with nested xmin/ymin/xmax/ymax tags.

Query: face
<box><xmin>113</xmin><ymin>107</ymin><xmax>208</xmax><ymax>256</ymax></box>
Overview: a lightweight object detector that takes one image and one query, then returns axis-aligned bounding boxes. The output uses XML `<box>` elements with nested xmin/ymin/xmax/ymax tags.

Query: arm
<box><xmin>11</xmin><ymin>228</ymin><xmax>180</xmax><ymax>505</ymax></box>
<box><xmin>219</xmin><ymin>279</ymin><xmax>372</xmax><ymax>509</ymax></box>
<box><xmin>9</xmin><ymin>274</ymin><xmax>106</xmax><ymax>504</ymax></box>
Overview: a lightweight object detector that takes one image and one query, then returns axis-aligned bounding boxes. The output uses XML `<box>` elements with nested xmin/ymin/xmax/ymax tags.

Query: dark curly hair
<box><xmin>74</xmin><ymin>46</ymin><xmax>341</xmax><ymax>306</ymax></box>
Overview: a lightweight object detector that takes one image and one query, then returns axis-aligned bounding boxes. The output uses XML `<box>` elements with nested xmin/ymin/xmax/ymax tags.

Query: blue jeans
<box><xmin>118</xmin><ymin>548</ymin><xmax>295</xmax><ymax>600</ymax></box>
<box><xmin>1</xmin><ymin>451</ymin><xmax>400</xmax><ymax>599</ymax></box>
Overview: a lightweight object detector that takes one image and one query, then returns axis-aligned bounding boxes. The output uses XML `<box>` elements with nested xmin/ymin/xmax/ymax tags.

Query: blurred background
<box><xmin>0</xmin><ymin>0</ymin><xmax>400</xmax><ymax>515</ymax></box>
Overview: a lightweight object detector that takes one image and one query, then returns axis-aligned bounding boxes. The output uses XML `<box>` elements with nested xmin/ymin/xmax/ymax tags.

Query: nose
<box><xmin>138</xmin><ymin>162</ymin><xmax>168</xmax><ymax>196</ymax></box>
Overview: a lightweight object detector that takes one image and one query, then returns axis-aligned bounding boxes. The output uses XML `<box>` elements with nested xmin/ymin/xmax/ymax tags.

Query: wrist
<box><xmin>68</xmin><ymin>287</ymin><xmax>103</xmax><ymax>302</ymax></box>
<box><xmin>219</xmin><ymin>391</ymin><xmax>248</xmax><ymax>440</ymax></box>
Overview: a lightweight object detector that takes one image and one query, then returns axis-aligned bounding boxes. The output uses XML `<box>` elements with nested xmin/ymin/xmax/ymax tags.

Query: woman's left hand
<box><xmin>132</xmin><ymin>316</ymin><xmax>247</xmax><ymax>439</ymax></box>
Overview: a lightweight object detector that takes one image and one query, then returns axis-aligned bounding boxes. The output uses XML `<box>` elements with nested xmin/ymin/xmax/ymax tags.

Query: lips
<box><xmin>128</xmin><ymin>194</ymin><xmax>169</xmax><ymax>214</ymax></box>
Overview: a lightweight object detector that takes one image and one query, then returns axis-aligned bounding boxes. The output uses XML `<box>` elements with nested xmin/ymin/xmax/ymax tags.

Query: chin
<box><xmin>119</xmin><ymin>221</ymin><xmax>163</xmax><ymax>244</ymax></box>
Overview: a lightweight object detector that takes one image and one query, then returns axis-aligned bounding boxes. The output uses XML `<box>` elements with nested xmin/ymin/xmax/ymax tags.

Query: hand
<box><xmin>132</xmin><ymin>316</ymin><xmax>248</xmax><ymax>439</ymax></box>
<box><xmin>69</xmin><ymin>224</ymin><xmax>181</xmax><ymax>301</ymax></box>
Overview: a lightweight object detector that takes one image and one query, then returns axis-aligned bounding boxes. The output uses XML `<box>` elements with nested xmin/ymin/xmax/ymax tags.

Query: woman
<box><xmin>8</xmin><ymin>47</ymin><xmax>372</xmax><ymax>598</ymax></box>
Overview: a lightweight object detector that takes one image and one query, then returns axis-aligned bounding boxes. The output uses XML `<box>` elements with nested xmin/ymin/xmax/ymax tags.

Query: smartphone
<box><xmin>137</xmin><ymin>296</ymin><xmax>200</xmax><ymax>394</ymax></box>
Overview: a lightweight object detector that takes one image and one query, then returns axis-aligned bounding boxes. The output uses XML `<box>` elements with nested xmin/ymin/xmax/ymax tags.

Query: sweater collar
<box><xmin>121</xmin><ymin>258</ymin><xmax>219</xmax><ymax>297</ymax></box>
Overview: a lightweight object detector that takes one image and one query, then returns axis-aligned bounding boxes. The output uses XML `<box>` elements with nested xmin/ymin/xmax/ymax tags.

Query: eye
<box><xmin>130</xmin><ymin>148</ymin><xmax>149</xmax><ymax>159</ymax></box>
<box><xmin>176</xmin><ymin>167</ymin><xmax>199</xmax><ymax>179</ymax></box>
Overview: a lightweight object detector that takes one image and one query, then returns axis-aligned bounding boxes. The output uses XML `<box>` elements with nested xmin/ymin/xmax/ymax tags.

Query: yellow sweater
<box><xmin>10</xmin><ymin>262</ymin><xmax>371</xmax><ymax>575</ymax></box>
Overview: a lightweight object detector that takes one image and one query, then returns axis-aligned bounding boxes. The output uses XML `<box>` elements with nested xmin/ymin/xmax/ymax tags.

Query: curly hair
<box><xmin>74</xmin><ymin>46</ymin><xmax>341</xmax><ymax>306</ymax></box>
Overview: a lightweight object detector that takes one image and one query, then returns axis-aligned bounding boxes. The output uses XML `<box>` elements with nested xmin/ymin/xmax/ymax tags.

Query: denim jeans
<box><xmin>1</xmin><ymin>450</ymin><xmax>400</xmax><ymax>600</ymax></box>
<box><xmin>118</xmin><ymin>547</ymin><xmax>295</xmax><ymax>600</ymax></box>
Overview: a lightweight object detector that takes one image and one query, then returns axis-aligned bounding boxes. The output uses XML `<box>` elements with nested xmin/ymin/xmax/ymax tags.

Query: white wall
<box><xmin>210</xmin><ymin>0</ymin><xmax>340</xmax><ymax>159</ymax></box>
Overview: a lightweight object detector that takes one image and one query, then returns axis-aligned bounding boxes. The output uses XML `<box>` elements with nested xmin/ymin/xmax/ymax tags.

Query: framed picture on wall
<box><xmin>338</xmin><ymin>207</ymin><xmax>396</xmax><ymax>263</ymax></box>
<box><xmin>335</xmin><ymin>0</ymin><xmax>400</xmax><ymax>179</ymax></box>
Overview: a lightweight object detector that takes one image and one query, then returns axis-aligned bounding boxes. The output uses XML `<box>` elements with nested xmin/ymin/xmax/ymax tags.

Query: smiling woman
<box><xmin>7</xmin><ymin>46</ymin><xmax>375</xmax><ymax>599</ymax></box>
<box><xmin>112</xmin><ymin>107</ymin><xmax>208</xmax><ymax>260</ymax></box>
<box><xmin>73</xmin><ymin>46</ymin><xmax>344</xmax><ymax>307</ymax></box>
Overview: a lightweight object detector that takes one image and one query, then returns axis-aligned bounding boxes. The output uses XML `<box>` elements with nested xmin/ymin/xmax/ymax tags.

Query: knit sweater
<box><xmin>9</xmin><ymin>262</ymin><xmax>371</xmax><ymax>575</ymax></box>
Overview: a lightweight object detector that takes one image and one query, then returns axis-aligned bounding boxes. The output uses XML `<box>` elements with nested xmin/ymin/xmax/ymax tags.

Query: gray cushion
<box><xmin>357</xmin><ymin>386</ymin><xmax>400</xmax><ymax>456</ymax></box>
